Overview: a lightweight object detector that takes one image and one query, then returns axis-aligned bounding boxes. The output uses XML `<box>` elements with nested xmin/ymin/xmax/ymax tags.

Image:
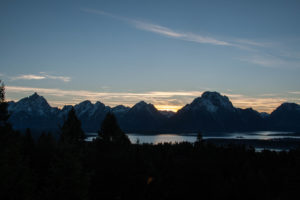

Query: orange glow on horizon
<box><xmin>155</xmin><ymin>105</ymin><xmax>182</xmax><ymax>112</ymax></box>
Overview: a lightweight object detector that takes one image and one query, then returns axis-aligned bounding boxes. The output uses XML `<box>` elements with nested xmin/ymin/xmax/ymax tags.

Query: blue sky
<box><xmin>1</xmin><ymin>0</ymin><xmax>300</xmax><ymax>112</ymax></box>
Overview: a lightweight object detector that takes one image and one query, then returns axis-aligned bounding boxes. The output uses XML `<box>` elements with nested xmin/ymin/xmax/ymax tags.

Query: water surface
<box><xmin>86</xmin><ymin>131</ymin><xmax>299</xmax><ymax>144</ymax></box>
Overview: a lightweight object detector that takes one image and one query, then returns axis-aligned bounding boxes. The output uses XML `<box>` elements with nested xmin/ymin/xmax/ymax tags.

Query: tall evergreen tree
<box><xmin>98</xmin><ymin>112</ymin><xmax>130</xmax><ymax>145</ymax></box>
<box><xmin>0</xmin><ymin>80</ymin><xmax>5</xmax><ymax>103</ymax></box>
<box><xmin>0</xmin><ymin>80</ymin><xmax>9</xmax><ymax>126</ymax></box>
<box><xmin>60</xmin><ymin>107</ymin><xmax>85</xmax><ymax>143</ymax></box>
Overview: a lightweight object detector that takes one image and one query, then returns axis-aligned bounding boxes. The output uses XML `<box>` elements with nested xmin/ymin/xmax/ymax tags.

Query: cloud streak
<box><xmin>83</xmin><ymin>9</ymin><xmax>300</xmax><ymax>69</ymax></box>
<box><xmin>11</xmin><ymin>73</ymin><xmax>71</xmax><ymax>82</ymax></box>
<box><xmin>83</xmin><ymin>8</ymin><xmax>231</xmax><ymax>46</ymax></box>
<box><xmin>132</xmin><ymin>20</ymin><xmax>231</xmax><ymax>46</ymax></box>
<box><xmin>6</xmin><ymin>85</ymin><xmax>298</xmax><ymax>113</ymax></box>
<box><xmin>11</xmin><ymin>74</ymin><xmax>45</xmax><ymax>81</ymax></box>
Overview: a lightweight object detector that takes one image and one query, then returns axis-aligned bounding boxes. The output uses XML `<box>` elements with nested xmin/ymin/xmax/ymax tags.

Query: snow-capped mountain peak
<box><xmin>74</xmin><ymin>100</ymin><xmax>108</xmax><ymax>117</ymax></box>
<box><xmin>182</xmin><ymin>91</ymin><xmax>235</xmax><ymax>113</ymax></box>
<box><xmin>6</xmin><ymin>91</ymin><xmax>300</xmax><ymax>132</ymax></box>
<box><xmin>8</xmin><ymin>93</ymin><xmax>53</xmax><ymax>115</ymax></box>
<box><xmin>201</xmin><ymin>91</ymin><xmax>234</xmax><ymax>110</ymax></box>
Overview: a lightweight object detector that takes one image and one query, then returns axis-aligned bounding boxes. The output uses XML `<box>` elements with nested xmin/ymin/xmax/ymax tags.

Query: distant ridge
<box><xmin>7</xmin><ymin>91</ymin><xmax>300</xmax><ymax>133</ymax></box>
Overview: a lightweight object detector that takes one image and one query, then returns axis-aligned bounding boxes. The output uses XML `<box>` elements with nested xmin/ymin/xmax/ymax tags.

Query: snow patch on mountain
<box><xmin>181</xmin><ymin>91</ymin><xmax>235</xmax><ymax>113</ymax></box>
<box><xmin>8</xmin><ymin>92</ymin><xmax>57</xmax><ymax>116</ymax></box>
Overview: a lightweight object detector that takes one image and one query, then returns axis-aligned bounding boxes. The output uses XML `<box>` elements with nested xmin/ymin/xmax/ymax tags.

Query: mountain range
<box><xmin>7</xmin><ymin>91</ymin><xmax>300</xmax><ymax>133</ymax></box>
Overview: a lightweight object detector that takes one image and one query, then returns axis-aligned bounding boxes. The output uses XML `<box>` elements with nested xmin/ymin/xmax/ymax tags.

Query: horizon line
<box><xmin>6</xmin><ymin>86</ymin><xmax>299</xmax><ymax>113</ymax></box>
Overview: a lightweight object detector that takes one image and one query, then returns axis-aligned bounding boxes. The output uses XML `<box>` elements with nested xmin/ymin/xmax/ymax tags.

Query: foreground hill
<box><xmin>7</xmin><ymin>91</ymin><xmax>300</xmax><ymax>133</ymax></box>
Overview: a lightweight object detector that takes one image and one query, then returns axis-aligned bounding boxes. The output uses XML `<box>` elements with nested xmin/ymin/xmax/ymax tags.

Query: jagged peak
<box><xmin>28</xmin><ymin>92</ymin><xmax>46</xmax><ymax>101</ymax></box>
<box><xmin>131</xmin><ymin>101</ymin><xmax>158</xmax><ymax>114</ymax></box>
<box><xmin>133</xmin><ymin>101</ymin><xmax>151</xmax><ymax>109</ymax></box>
<box><xmin>135</xmin><ymin>101</ymin><xmax>147</xmax><ymax>106</ymax></box>
<box><xmin>20</xmin><ymin>92</ymin><xmax>48</xmax><ymax>105</ymax></box>
<box><xmin>11</xmin><ymin>93</ymin><xmax>53</xmax><ymax>116</ymax></box>
<box><xmin>75</xmin><ymin>101</ymin><xmax>94</xmax><ymax>112</ymax></box>
<box><xmin>202</xmin><ymin>91</ymin><xmax>222</xmax><ymax>97</ymax></box>
<box><xmin>95</xmin><ymin>101</ymin><xmax>105</xmax><ymax>106</ymax></box>
<box><xmin>30</xmin><ymin>92</ymin><xmax>39</xmax><ymax>98</ymax></box>
<box><xmin>75</xmin><ymin>100</ymin><xmax>106</xmax><ymax>110</ymax></box>
<box><xmin>201</xmin><ymin>91</ymin><xmax>231</xmax><ymax>103</ymax></box>
<box><xmin>78</xmin><ymin>100</ymin><xmax>92</xmax><ymax>105</ymax></box>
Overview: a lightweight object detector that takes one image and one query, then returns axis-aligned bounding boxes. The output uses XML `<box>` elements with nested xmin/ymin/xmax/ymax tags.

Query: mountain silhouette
<box><xmin>7</xmin><ymin>91</ymin><xmax>300</xmax><ymax>133</ymax></box>
<box><xmin>269</xmin><ymin>103</ymin><xmax>300</xmax><ymax>131</ymax></box>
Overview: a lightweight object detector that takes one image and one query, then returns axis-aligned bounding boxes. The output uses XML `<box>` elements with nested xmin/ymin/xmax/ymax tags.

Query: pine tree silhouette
<box><xmin>98</xmin><ymin>112</ymin><xmax>130</xmax><ymax>145</ymax></box>
<box><xmin>0</xmin><ymin>80</ymin><xmax>9</xmax><ymax>127</ymax></box>
<box><xmin>60</xmin><ymin>107</ymin><xmax>85</xmax><ymax>143</ymax></box>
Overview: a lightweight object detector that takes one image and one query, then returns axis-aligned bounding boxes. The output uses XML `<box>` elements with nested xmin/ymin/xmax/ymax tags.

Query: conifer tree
<box><xmin>98</xmin><ymin>112</ymin><xmax>130</xmax><ymax>145</ymax></box>
<box><xmin>0</xmin><ymin>80</ymin><xmax>9</xmax><ymax>126</ymax></box>
<box><xmin>60</xmin><ymin>107</ymin><xmax>85</xmax><ymax>143</ymax></box>
<box><xmin>0</xmin><ymin>80</ymin><xmax>5</xmax><ymax>103</ymax></box>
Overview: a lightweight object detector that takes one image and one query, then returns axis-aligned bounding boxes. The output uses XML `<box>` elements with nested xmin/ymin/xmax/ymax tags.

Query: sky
<box><xmin>1</xmin><ymin>0</ymin><xmax>300</xmax><ymax>113</ymax></box>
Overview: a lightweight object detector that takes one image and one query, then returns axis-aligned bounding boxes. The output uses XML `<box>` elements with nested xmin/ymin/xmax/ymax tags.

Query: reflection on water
<box><xmin>85</xmin><ymin>134</ymin><xmax>196</xmax><ymax>144</ymax></box>
<box><xmin>86</xmin><ymin>131</ymin><xmax>299</xmax><ymax>144</ymax></box>
<box><xmin>204</xmin><ymin>131</ymin><xmax>294</xmax><ymax>140</ymax></box>
<box><xmin>255</xmin><ymin>148</ymin><xmax>287</xmax><ymax>152</ymax></box>
<box><xmin>128</xmin><ymin>134</ymin><xmax>196</xmax><ymax>144</ymax></box>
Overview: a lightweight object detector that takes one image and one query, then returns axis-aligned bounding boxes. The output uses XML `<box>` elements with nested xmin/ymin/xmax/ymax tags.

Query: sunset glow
<box><xmin>155</xmin><ymin>105</ymin><xmax>182</xmax><ymax>112</ymax></box>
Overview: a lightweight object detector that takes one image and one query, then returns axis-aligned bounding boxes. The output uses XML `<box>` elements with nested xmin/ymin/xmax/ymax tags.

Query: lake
<box><xmin>86</xmin><ymin>131</ymin><xmax>300</xmax><ymax>144</ymax></box>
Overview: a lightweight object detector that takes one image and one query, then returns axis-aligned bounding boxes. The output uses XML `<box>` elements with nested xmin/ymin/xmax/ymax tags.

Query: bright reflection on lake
<box><xmin>85</xmin><ymin>131</ymin><xmax>299</xmax><ymax>144</ymax></box>
<box><xmin>128</xmin><ymin>134</ymin><xmax>196</xmax><ymax>144</ymax></box>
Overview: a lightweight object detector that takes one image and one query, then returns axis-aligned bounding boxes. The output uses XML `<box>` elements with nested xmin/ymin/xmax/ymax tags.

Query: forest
<box><xmin>1</xmin><ymin>83</ymin><xmax>300</xmax><ymax>200</ymax></box>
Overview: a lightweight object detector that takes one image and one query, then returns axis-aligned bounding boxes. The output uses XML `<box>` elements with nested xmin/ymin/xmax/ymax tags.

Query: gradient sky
<box><xmin>1</xmin><ymin>0</ymin><xmax>300</xmax><ymax>112</ymax></box>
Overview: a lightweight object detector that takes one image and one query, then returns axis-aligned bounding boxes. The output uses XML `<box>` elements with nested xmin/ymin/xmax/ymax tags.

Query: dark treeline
<box><xmin>1</xmin><ymin>112</ymin><xmax>300</xmax><ymax>199</ymax></box>
<box><xmin>1</xmin><ymin>82</ymin><xmax>300</xmax><ymax>199</ymax></box>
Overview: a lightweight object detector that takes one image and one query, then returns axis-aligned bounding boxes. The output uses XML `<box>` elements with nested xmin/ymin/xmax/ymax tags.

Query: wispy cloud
<box><xmin>6</xmin><ymin>85</ymin><xmax>299</xmax><ymax>113</ymax></box>
<box><xmin>10</xmin><ymin>73</ymin><xmax>71</xmax><ymax>82</ymax></box>
<box><xmin>227</xmin><ymin>95</ymin><xmax>288</xmax><ymax>113</ymax></box>
<box><xmin>40</xmin><ymin>72</ymin><xmax>71</xmax><ymax>82</ymax></box>
<box><xmin>82</xmin><ymin>9</ymin><xmax>280</xmax><ymax>49</ymax></box>
<box><xmin>132</xmin><ymin>21</ymin><xmax>183</xmax><ymax>38</ymax></box>
<box><xmin>235</xmin><ymin>39</ymin><xmax>271</xmax><ymax>48</ymax></box>
<box><xmin>82</xmin><ymin>8</ymin><xmax>231</xmax><ymax>46</ymax></box>
<box><xmin>11</xmin><ymin>74</ymin><xmax>46</xmax><ymax>81</ymax></box>
<box><xmin>132</xmin><ymin>20</ymin><xmax>231</xmax><ymax>46</ymax></box>
<box><xmin>83</xmin><ymin>9</ymin><xmax>300</xmax><ymax>69</ymax></box>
